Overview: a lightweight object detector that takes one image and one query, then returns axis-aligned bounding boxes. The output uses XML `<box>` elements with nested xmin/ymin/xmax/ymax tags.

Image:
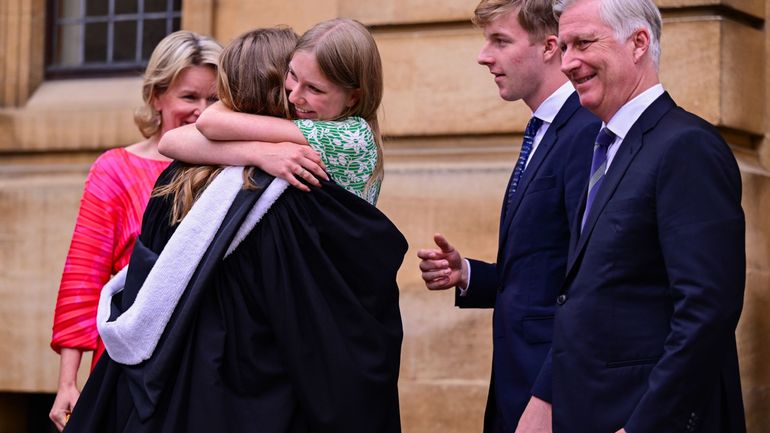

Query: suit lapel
<box><xmin>564</xmin><ymin>92</ymin><xmax>677</xmax><ymax>279</ymax></box>
<box><xmin>499</xmin><ymin>93</ymin><xmax>582</xmax><ymax>245</ymax></box>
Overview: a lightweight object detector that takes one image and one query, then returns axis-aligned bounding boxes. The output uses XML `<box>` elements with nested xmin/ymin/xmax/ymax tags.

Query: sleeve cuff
<box><xmin>457</xmin><ymin>258</ymin><xmax>471</xmax><ymax>296</ymax></box>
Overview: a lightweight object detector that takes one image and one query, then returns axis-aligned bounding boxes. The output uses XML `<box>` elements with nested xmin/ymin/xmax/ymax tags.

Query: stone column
<box><xmin>0</xmin><ymin>0</ymin><xmax>45</xmax><ymax>107</ymax></box>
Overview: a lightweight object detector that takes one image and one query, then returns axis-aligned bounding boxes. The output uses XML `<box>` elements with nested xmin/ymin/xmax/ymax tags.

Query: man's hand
<box><xmin>253</xmin><ymin>142</ymin><xmax>328</xmax><ymax>191</ymax></box>
<box><xmin>616</xmin><ymin>429</ymin><xmax>628</xmax><ymax>433</ymax></box>
<box><xmin>514</xmin><ymin>396</ymin><xmax>552</xmax><ymax>433</ymax></box>
<box><xmin>417</xmin><ymin>233</ymin><xmax>468</xmax><ymax>290</ymax></box>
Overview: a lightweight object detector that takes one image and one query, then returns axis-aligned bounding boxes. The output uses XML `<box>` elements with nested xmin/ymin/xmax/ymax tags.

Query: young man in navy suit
<box><xmin>550</xmin><ymin>0</ymin><xmax>746</xmax><ymax>432</ymax></box>
<box><xmin>417</xmin><ymin>1</ymin><xmax>599</xmax><ymax>431</ymax></box>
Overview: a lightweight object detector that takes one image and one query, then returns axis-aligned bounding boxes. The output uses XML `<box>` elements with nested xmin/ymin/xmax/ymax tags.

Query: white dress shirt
<box><xmin>602</xmin><ymin>84</ymin><xmax>665</xmax><ymax>171</ymax></box>
<box><xmin>460</xmin><ymin>81</ymin><xmax>577</xmax><ymax>294</ymax></box>
<box><xmin>526</xmin><ymin>81</ymin><xmax>576</xmax><ymax>168</ymax></box>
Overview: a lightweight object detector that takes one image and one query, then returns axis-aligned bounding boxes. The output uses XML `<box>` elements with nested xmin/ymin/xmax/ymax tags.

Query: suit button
<box><xmin>556</xmin><ymin>294</ymin><xmax>567</xmax><ymax>305</ymax></box>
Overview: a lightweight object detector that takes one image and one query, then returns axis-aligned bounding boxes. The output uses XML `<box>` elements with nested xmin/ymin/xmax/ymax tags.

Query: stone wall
<box><xmin>0</xmin><ymin>0</ymin><xmax>768</xmax><ymax>431</ymax></box>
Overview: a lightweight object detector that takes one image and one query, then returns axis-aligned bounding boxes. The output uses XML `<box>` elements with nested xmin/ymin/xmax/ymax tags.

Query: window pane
<box><xmin>116</xmin><ymin>0</ymin><xmax>138</xmax><ymax>14</ymax></box>
<box><xmin>84</xmin><ymin>22</ymin><xmax>108</xmax><ymax>63</ymax></box>
<box><xmin>144</xmin><ymin>0</ymin><xmax>168</xmax><ymax>13</ymax></box>
<box><xmin>58</xmin><ymin>0</ymin><xmax>83</xmax><ymax>19</ymax></box>
<box><xmin>114</xmin><ymin>20</ymin><xmax>137</xmax><ymax>62</ymax></box>
<box><xmin>47</xmin><ymin>0</ymin><xmax>181</xmax><ymax>74</ymax></box>
<box><xmin>142</xmin><ymin>18</ymin><xmax>167</xmax><ymax>60</ymax></box>
<box><xmin>55</xmin><ymin>24</ymin><xmax>83</xmax><ymax>65</ymax></box>
<box><xmin>86</xmin><ymin>0</ymin><xmax>108</xmax><ymax>16</ymax></box>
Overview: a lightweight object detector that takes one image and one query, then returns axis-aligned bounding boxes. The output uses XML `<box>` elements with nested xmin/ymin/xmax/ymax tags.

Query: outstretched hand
<box><xmin>417</xmin><ymin>233</ymin><xmax>468</xmax><ymax>290</ymax></box>
<box><xmin>255</xmin><ymin>142</ymin><xmax>328</xmax><ymax>191</ymax></box>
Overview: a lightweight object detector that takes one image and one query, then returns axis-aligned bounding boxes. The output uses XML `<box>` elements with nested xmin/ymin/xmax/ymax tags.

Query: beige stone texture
<box><xmin>657</xmin><ymin>0</ymin><xmax>765</xmax><ymax>18</ymax></box>
<box><xmin>0</xmin><ymin>0</ymin><xmax>45</xmax><ymax>107</ymax></box>
<box><xmin>181</xmin><ymin>0</ymin><xmax>216</xmax><ymax>36</ymax></box>
<box><xmin>400</xmin><ymin>381</ymin><xmax>489</xmax><ymax>432</ymax></box>
<box><xmin>377</xmin><ymin>154</ymin><xmax>509</xmax><ymax>433</ymax></box>
<box><xmin>340</xmin><ymin>0</ymin><xmax>477</xmax><ymax>25</ymax></box>
<box><xmin>739</xmin><ymin>269</ymin><xmax>770</xmax><ymax>432</ymax></box>
<box><xmin>721</xmin><ymin>20</ymin><xmax>765</xmax><ymax>133</ymax></box>
<box><xmin>0</xmin><ymin>78</ymin><xmax>145</xmax><ymax>152</ymax></box>
<box><xmin>376</xmin><ymin>27</ymin><xmax>529</xmax><ymax>136</ymax></box>
<box><xmin>758</xmin><ymin>0</ymin><xmax>770</xmax><ymax>176</ymax></box>
<box><xmin>0</xmin><ymin>159</ymin><xmax>94</xmax><ymax>391</ymax></box>
<box><xmin>661</xmin><ymin>17</ymin><xmax>764</xmax><ymax>134</ymax></box>
<box><xmin>212</xmin><ymin>0</ymin><xmax>338</xmax><ymax>42</ymax></box>
<box><xmin>738</xmin><ymin>162</ymin><xmax>770</xmax><ymax>433</ymax></box>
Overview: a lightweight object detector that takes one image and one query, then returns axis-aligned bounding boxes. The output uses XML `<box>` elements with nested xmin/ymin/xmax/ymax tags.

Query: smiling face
<box><xmin>558</xmin><ymin>0</ymin><xmax>649</xmax><ymax>121</ymax></box>
<box><xmin>477</xmin><ymin>8</ymin><xmax>546</xmax><ymax>107</ymax></box>
<box><xmin>284</xmin><ymin>50</ymin><xmax>358</xmax><ymax>121</ymax></box>
<box><xmin>153</xmin><ymin>65</ymin><xmax>218</xmax><ymax>136</ymax></box>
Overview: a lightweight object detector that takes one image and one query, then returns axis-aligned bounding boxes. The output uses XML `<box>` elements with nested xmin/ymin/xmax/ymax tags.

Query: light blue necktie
<box><xmin>580</xmin><ymin>127</ymin><xmax>617</xmax><ymax>231</ymax></box>
<box><xmin>506</xmin><ymin>117</ymin><xmax>543</xmax><ymax>209</ymax></box>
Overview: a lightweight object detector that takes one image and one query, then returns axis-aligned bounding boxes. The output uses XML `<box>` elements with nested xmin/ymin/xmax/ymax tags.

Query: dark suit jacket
<box><xmin>456</xmin><ymin>92</ymin><xmax>599</xmax><ymax>432</ymax></box>
<box><xmin>550</xmin><ymin>92</ymin><xmax>746</xmax><ymax>433</ymax></box>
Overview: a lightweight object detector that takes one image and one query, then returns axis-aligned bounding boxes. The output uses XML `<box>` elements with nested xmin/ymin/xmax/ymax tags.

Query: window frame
<box><xmin>45</xmin><ymin>0</ymin><xmax>182</xmax><ymax>78</ymax></box>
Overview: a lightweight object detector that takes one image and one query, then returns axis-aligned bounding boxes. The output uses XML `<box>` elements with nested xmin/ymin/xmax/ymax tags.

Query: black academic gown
<box><xmin>64</xmin><ymin>164</ymin><xmax>407</xmax><ymax>433</ymax></box>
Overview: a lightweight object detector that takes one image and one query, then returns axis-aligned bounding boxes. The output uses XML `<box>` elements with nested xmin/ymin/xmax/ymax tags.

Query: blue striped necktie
<box><xmin>506</xmin><ymin>116</ymin><xmax>543</xmax><ymax>208</ymax></box>
<box><xmin>581</xmin><ymin>127</ymin><xmax>617</xmax><ymax>230</ymax></box>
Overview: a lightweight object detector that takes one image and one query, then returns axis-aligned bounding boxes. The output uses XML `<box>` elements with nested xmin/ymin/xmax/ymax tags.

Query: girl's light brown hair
<box><xmin>134</xmin><ymin>31</ymin><xmax>221</xmax><ymax>138</ymax></box>
<box><xmin>295</xmin><ymin>18</ymin><xmax>385</xmax><ymax>194</ymax></box>
<box><xmin>154</xmin><ymin>27</ymin><xmax>298</xmax><ymax>224</ymax></box>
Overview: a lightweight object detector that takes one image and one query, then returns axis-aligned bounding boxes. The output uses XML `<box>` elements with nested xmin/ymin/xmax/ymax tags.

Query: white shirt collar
<box><xmin>533</xmin><ymin>81</ymin><xmax>575</xmax><ymax>124</ymax></box>
<box><xmin>522</xmin><ymin>81</ymin><xmax>576</xmax><ymax>170</ymax></box>
<box><xmin>605</xmin><ymin>84</ymin><xmax>665</xmax><ymax>139</ymax></box>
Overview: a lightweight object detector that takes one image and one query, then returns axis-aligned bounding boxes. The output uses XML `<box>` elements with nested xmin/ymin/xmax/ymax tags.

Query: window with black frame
<box><xmin>47</xmin><ymin>0</ymin><xmax>182</xmax><ymax>77</ymax></box>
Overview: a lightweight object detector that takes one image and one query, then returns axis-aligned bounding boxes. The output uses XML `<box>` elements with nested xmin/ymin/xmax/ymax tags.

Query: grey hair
<box><xmin>554</xmin><ymin>0</ymin><xmax>662</xmax><ymax>67</ymax></box>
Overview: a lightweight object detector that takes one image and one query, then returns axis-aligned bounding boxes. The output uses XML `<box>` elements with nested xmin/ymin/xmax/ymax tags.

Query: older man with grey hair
<box><xmin>547</xmin><ymin>0</ymin><xmax>747</xmax><ymax>432</ymax></box>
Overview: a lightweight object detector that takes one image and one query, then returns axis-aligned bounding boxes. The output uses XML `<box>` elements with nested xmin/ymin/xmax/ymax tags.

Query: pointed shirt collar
<box><xmin>603</xmin><ymin>84</ymin><xmax>665</xmax><ymax>169</ymax></box>
<box><xmin>604</xmin><ymin>83</ymin><xmax>665</xmax><ymax>139</ymax></box>
<box><xmin>533</xmin><ymin>81</ymin><xmax>576</xmax><ymax>124</ymax></box>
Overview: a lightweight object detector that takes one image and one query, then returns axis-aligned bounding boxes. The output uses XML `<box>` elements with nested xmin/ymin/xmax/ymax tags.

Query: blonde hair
<box><xmin>295</xmin><ymin>18</ymin><xmax>385</xmax><ymax>194</ymax></box>
<box><xmin>134</xmin><ymin>31</ymin><xmax>222</xmax><ymax>138</ymax></box>
<box><xmin>473</xmin><ymin>0</ymin><xmax>559</xmax><ymax>43</ymax></box>
<box><xmin>154</xmin><ymin>27</ymin><xmax>298</xmax><ymax>224</ymax></box>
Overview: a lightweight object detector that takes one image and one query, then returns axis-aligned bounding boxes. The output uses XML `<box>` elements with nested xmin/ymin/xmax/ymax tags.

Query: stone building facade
<box><xmin>0</xmin><ymin>0</ymin><xmax>768</xmax><ymax>431</ymax></box>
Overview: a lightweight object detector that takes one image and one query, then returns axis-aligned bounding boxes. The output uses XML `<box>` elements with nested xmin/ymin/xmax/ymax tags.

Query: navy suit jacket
<box><xmin>456</xmin><ymin>92</ymin><xmax>599</xmax><ymax>432</ymax></box>
<box><xmin>550</xmin><ymin>92</ymin><xmax>746</xmax><ymax>433</ymax></box>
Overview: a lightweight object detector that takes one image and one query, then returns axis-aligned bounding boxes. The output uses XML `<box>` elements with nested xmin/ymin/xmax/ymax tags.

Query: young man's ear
<box><xmin>543</xmin><ymin>35</ymin><xmax>560</xmax><ymax>61</ymax></box>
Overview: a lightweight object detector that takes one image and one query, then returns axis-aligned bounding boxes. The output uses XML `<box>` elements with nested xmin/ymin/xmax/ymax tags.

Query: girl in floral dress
<box><xmin>159</xmin><ymin>18</ymin><xmax>385</xmax><ymax>205</ymax></box>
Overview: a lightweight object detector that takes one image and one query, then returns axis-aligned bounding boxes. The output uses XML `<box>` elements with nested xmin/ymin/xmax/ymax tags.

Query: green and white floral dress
<box><xmin>294</xmin><ymin>116</ymin><xmax>381</xmax><ymax>205</ymax></box>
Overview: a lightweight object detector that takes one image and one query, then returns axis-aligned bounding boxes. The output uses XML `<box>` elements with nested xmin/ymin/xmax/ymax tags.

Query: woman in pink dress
<box><xmin>48</xmin><ymin>30</ymin><xmax>222</xmax><ymax>431</ymax></box>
